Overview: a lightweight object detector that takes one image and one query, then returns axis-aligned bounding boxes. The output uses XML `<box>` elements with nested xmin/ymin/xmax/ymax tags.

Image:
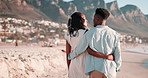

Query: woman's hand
<box><xmin>106</xmin><ymin>54</ymin><xmax>114</xmax><ymax>61</ymax></box>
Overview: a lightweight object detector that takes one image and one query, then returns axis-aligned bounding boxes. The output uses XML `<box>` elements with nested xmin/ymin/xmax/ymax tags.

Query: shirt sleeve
<box><xmin>114</xmin><ymin>34</ymin><xmax>122</xmax><ymax>72</ymax></box>
<box><xmin>68</xmin><ymin>34</ymin><xmax>89</xmax><ymax>60</ymax></box>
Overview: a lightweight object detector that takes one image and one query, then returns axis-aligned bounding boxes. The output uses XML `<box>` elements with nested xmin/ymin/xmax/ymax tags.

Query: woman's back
<box><xmin>65</xmin><ymin>29</ymin><xmax>89</xmax><ymax>78</ymax></box>
<box><xmin>65</xmin><ymin>12</ymin><xmax>89</xmax><ymax>78</ymax></box>
<box><xmin>65</xmin><ymin>29</ymin><xmax>86</xmax><ymax>50</ymax></box>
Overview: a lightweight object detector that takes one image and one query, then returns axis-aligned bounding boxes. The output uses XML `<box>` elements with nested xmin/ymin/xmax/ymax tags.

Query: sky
<box><xmin>63</xmin><ymin>0</ymin><xmax>148</xmax><ymax>15</ymax></box>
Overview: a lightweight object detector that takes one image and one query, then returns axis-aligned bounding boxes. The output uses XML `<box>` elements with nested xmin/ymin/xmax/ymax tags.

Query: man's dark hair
<box><xmin>95</xmin><ymin>8</ymin><xmax>110</xmax><ymax>20</ymax></box>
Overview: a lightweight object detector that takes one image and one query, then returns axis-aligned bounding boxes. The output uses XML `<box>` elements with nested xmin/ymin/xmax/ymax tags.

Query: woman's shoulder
<box><xmin>64</xmin><ymin>29</ymin><xmax>88</xmax><ymax>38</ymax></box>
<box><xmin>78</xmin><ymin>29</ymin><xmax>88</xmax><ymax>33</ymax></box>
<box><xmin>64</xmin><ymin>32</ymin><xmax>70</xmax><ymax>40</ymax></box>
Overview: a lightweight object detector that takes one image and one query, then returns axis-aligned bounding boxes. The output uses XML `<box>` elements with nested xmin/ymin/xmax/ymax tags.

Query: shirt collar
<box><xmin>95</xmin><ymin>25</ymin><xmax>108</xmax><ymax>28</ymax></box>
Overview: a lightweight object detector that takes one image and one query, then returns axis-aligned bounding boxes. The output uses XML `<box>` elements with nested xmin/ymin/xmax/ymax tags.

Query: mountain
<box><xmin>25</xmin><ymin>0</ymin><xmax>68</xmax><ymax>23</ymax></box>
<box><xmin>0</xmin><ymin>0</ymin><xmax>148</xmax><ymax>38</ymax></box>
<box><xmin>0</xmin><ymin>0</ymin><xmax>49</xmax><ymax>20</ymax></box>
<box><xmin>58</xmin><ymin>0</ymin><xmax>77</xmax><ymax>15</ymax></box>
<box><xmin>73</xmin><ymin>0</ymin><xmax>106</xmax><ymax>25</ymax></box>
<box><xmin>120</xmin><ymin>5</ymin><xmax>148</xmax><ymax>24</ymax></box>
<box><xmin>106</xmin><ymin>1</ymin><xmax>128</xmax><ymax>33</ymax></box>
<box><xmin>105</xmin><ymin>1</ymin><xmax>148</xmax><ymax>37</ymax></box>
<box><xmin>119</xmin><ymin>5</ymin><xmax>148</xmax><ymax>37</ymax></box>
<box><xmin>106</xmin><ymin>1</ymin><xmax>127</xmax><ymax>22</ymax></box>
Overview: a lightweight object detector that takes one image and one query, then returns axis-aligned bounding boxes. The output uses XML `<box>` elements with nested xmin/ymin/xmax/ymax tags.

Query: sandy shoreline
<box><xmin>0</xmin><ymin>42</ymin><xmax>148</xmax><ymax>78</ymax></box>
<box><xmin>0</xmin><ymin>45</ymin><xmax>68</xmax><ymax>78</ymax></box>
<box><xmin>117</xmin><ymin>51</ymin><xmax>148</xmax><ymax>78</ymax></box>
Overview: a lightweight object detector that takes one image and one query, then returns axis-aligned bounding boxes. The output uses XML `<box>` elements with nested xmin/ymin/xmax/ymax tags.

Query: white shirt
<box><xmin>68</xmin><ymin>25</ymin><xmax>122</xmax><ymax>78</ymax></box>
<box><xmin>65</xmin><ymin>29</ymin><xmax>89</xmax><ymax>78</ymax></box>
<box><xmin>64</xmin><ymin>29</ymin><xmax>87</xmax><ymax>50</ymax></box>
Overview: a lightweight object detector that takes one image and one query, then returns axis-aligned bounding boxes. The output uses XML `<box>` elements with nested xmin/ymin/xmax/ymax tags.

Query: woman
<box><xmin>65</xmin><ymin>12</ymin><xmax>113</xmax><ymax>78</ymax></box>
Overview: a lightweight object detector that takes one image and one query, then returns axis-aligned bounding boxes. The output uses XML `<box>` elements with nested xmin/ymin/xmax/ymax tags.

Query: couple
<box><xmin>64</xmin><ymin>8</ymin><xmax>122</xmax><ymax>78</ymax></box>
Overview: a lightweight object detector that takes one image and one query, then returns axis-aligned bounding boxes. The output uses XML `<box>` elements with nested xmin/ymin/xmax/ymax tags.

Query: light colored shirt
<box><xmin>68</xmin><ymin>25</ymin><xmax>122</xmax><ymax>78</ymax></box>
<box><xmin>65</xmin><ymin>29</ymin><xmax>89</xmax><ymax>78</ymax></box>
<box><xmin>64</xmin><ymin>29</ymin><xmax>87</xmax><ymax>50</ymax></box>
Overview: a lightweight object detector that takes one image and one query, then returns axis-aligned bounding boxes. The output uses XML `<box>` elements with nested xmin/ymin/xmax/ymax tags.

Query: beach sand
<box><xmin>0</xmin><ymin>41</ymin><xmax>148</xmax><ymax>78</ymax></box>
<box><xmin>117</xmin><ymin>51</ymin><xmax>148</xmax><ymax>78</ymax></box>
<box><xmin>0</xmin><ymin>45</ymin><xmax>68</xmax><ymax>78</ymax></box>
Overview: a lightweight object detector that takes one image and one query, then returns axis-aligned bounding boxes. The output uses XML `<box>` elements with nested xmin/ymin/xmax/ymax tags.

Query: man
<box><xmin>68</xmin><ymin>8</ymin><xmax>122</xmax><ymax>78</ymax></box>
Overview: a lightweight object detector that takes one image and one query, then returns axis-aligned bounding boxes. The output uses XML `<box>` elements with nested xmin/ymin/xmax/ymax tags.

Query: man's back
<box><xmin>86</xmin><ymin>25</ymin><xmax>118</xmax><ymax>55</ymax></box>
<box><xmin>85</xmin><ymin>25</ymin><xmax>121</xmax><ymax>78</ymax></box>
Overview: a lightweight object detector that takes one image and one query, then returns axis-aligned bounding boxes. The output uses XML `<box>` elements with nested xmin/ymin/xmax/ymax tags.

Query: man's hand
<box><xmin>106</xmin><ymin>54</ymin><xmax>114</xmax><ymax>61</ymax></box>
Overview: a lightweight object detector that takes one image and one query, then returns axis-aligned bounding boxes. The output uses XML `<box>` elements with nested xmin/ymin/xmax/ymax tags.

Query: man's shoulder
<box><xmin>88</xmin><ymin>27</ymin><xmax>97</xmax><ymax>32</ymax></box>
<box><xmin>107</xmin><ymin>26</ymin><xmax>119</xmax><ymax>34</ymax></box>
<box><xmin>85</xmin><ymin>27</ymin><xmax>96</xmax><ymax>35</ymax></box>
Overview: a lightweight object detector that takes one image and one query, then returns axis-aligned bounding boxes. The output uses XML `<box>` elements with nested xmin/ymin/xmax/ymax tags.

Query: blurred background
<box><xmin>0</xmin><ymin>0</ymin><xmax>148</xmax><ymax>46</ymax></box>
<box><xmin>0</xmin><ymin>0</ymin><xmax>148</xmax><ymax>78</ymax></box>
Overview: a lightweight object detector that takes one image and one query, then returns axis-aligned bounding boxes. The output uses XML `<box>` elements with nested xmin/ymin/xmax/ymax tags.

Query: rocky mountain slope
<box><xmin>0</xmin><ymin>0</ymin><xmax>148</xmax><ymax>37</ymax></box>
<box><xmin>0</xmin><ymin>0</ymin><xmax>49</xmax><ymax>20</ymax></box>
